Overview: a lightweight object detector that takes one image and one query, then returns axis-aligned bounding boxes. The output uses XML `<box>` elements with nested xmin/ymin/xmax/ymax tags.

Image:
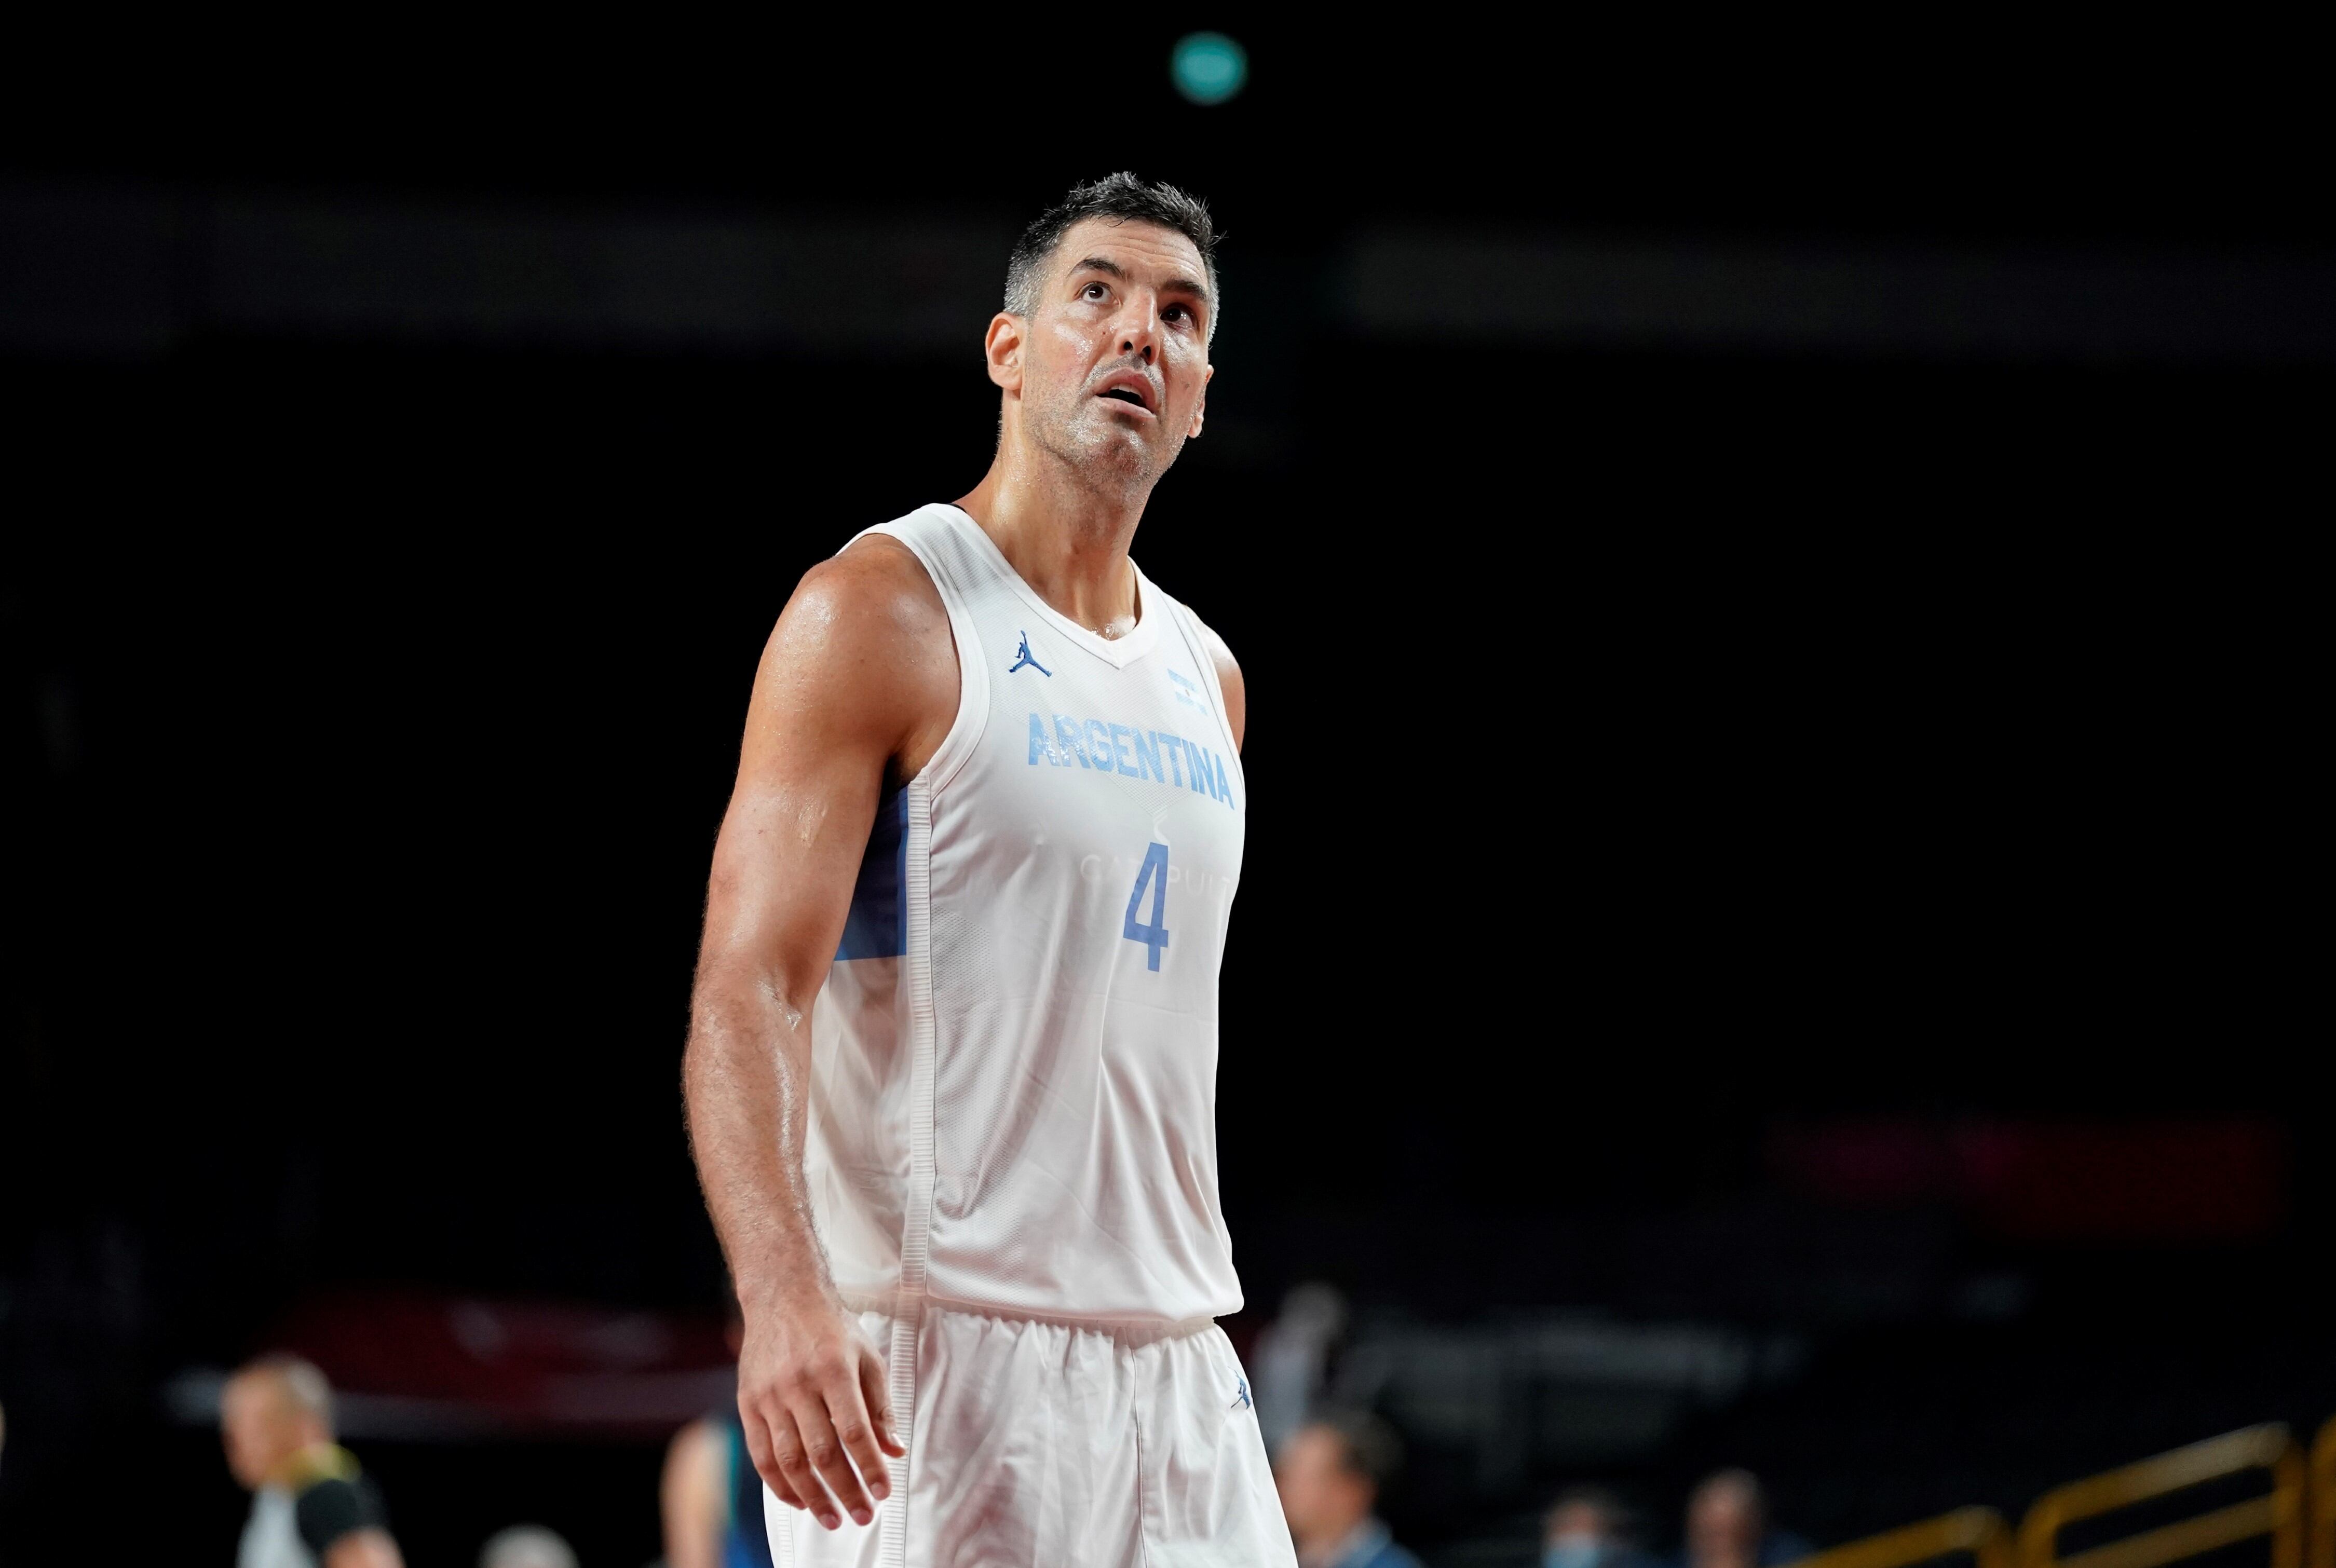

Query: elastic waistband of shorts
<box><xmin>838</xmin><ymin>1288</ymin><xmax>1219</xmax><ymax>1344</ymax></box>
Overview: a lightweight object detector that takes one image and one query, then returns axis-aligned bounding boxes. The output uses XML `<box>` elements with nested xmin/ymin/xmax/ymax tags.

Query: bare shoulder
<box><xmin>748</xmin><ymin>533</ymin><xmax>959</xmax><ymax>774</ymax></box>
<box><xmin>778</xmin><ymin>533</ymin><xmax>950</xmax><ymax>657</ymax></box>
<box><xmin>1189</xmin><ymin>612</ymin><xmax>1245</xmax><ymax>752</ymax></box>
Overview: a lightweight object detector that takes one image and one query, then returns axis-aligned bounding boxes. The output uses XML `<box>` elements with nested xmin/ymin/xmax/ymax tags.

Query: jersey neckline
<box><xmin>940</xmin><ymin>503</ymin><xmax>1161</xmax><ymax>670</ymax></box>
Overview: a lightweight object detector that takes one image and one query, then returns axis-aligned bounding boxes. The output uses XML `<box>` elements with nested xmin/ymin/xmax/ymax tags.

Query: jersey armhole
<box><xmin>845</xmin><ymin>512</ymin><xmax>989</xmax><ymax>796</ymax></box>
<box><xmin>1164</xmin><ymin>597</ymin><xmax>1245</xmax><ymax>795</ymax></box>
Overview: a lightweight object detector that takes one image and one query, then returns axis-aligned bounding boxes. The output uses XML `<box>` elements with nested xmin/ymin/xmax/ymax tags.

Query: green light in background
<box><xmin>1171</xmin><ymin>33</ymin><xmax>1248</xmax><ymax>105</ymax></box>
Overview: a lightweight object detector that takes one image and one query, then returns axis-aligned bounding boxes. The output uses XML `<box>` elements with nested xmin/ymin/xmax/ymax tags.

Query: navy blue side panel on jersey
<box><xmin>835</xmin><ymin>786</ymin><xmax>908</xmax><ymax>960</ymax></box>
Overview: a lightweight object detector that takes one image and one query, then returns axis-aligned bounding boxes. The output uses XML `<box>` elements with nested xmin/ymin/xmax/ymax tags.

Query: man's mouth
<box><xmin>1094</xmin><ymin>372</ymin><xmax>1158</xmax><ymax>415</ymax></box>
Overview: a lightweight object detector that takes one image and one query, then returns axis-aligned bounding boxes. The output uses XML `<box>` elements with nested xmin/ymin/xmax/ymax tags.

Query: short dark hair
<box><xmin>1308</xmin><ymin>1409</ymin><xmax>1403</xmax><ymax>1490</ymax></box>
<box><xmin>1003</xmin><ymin>172</ymin><xmax>1221</xmax><ymax>331</ymax></box>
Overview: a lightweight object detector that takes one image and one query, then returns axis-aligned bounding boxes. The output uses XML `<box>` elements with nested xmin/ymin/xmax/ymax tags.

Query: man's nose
<box><xmin>1116</xmin><ymin>296</ymin><xmax>1160</xmax><ymax>363</ymax></box>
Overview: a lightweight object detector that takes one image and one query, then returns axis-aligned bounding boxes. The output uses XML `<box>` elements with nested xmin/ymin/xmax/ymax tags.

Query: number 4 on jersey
<box><xmin>1123</xmin><ymin>842</ymin><xmax>1171</xmax><ymax>971</ymax></box>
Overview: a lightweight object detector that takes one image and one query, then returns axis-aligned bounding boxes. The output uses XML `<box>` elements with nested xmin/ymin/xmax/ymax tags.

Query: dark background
<box><xmin>3</xmin><ymin>20</ymin><xmax>2327</xmax><ymax>1567</ymax></box>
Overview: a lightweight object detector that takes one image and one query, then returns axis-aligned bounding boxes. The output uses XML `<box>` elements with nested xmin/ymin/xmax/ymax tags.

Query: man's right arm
<box><xmin>683</xmin><ymin>539</ymin><xmax>955</xmax><ymax>1533</ymax></box>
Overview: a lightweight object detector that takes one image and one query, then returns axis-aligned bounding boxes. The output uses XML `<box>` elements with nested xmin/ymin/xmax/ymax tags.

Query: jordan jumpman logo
<box><xmin>1008</xmin><ymin>632</ymin><xmax>1051</xmax><ymax>676</ymax></box>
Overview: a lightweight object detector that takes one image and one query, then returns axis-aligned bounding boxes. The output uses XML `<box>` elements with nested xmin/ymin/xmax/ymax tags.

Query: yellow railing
<box><xmin>2310</xmin><ymin>1416</ymin><xmax>2336</xmax><ymax>1568</ymax></box>
<box><xmin>1788</xmin><ymin>1422</ymin><xmax>2319</xmax><ymax>1568</ymax></box>
<box><xmin>2016</xmin><ymin>1424</ymin><xmax>2301</xmax><ymax>1568</ymax></box>
<box><xmin>1789</xmin><ymin>1507</ymin><xmax>2013</xmax><ymax>1568</ymax></box>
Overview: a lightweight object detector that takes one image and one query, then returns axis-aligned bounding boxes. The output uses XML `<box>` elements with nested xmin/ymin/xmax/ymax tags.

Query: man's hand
<box><xmin>738</xmin><ymin>1286</ymin><xmax>906</xmax><ymax>1531</ymax></box>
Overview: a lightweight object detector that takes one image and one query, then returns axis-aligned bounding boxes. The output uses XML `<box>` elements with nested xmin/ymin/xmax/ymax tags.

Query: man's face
<box><xmin>1003</xmin><ymin>216</ymin><xmax>1214</xmax><ymax>485</ymax></box>
<box><xmin>1688</xmin><ymin>1482</ymin><xmax>1762</xmax><ymax>1565</ymax></box>
<box><xmin>221</xmin><ymin>1374</ymin><xmax>310</xmax><ymax>1490</ymax></box>
<box><xmin>1274</xmin><ymin>1426</ymin><xmax>1368</xmax><ymax>1541</ymax></box>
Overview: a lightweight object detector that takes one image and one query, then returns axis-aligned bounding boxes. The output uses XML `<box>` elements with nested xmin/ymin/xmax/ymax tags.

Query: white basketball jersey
<box><xmin>807</xmin><ymin>502</ymin><xmax>1247</xmax><ymax>1326</ymax></box>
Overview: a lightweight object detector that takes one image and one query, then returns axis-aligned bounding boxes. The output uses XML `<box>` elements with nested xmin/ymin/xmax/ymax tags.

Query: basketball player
<box><xmin>683</xmin><ymin>173</ymin><xmax>1290</xmax><ymax>1565</ymax></box>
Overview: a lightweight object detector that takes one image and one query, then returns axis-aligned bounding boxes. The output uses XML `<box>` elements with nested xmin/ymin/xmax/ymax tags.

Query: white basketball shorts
<box><xmin>764</xmin><ymin>1304</ymin><xmax>1297</xmax><ymax>1567</ymax></box>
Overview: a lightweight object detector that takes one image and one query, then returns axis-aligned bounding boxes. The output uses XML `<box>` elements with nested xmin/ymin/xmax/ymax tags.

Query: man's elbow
<box><xmin>686</xmin><ymin>959</ymin><xmax>815</xmax><ymax>1071</ymax></box>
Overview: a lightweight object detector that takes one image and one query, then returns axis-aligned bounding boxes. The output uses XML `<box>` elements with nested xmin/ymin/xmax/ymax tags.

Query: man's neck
<box><xmin>956</xmin><ymin>437</ymin><xmax>1148</xmax><ymax>635</ymax></box>
<box><xmin>1298</xmin><ymin>1513</ymin><xmax>1383</xmax><ymax>1568</ymax></box>
<box><xmin>261</xmin><ymin>1438</ymin><xmax>339</xmax><ymax>1490</ymax></box>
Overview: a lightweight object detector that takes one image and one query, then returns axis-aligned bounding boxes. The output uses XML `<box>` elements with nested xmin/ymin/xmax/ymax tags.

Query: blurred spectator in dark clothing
<box><xmin>223</xmin><ymin>1355</ymin><xmax>403</xmax><ymax>1568</ymax></box>
<box><xmin>1545</xmin><ymin>1484</ymin><xmax>1647</xmax><ymax>1568</ymax></box>
<box><xmin>1683</xmin><ymin>1470</ymin><xmax>1810</xmax><ymax>1568</ymax></box>
<box><xmin>1275</xmin><ymin>1411</ymin><xmax>1423</xmax><ymax>1568</ymax></box>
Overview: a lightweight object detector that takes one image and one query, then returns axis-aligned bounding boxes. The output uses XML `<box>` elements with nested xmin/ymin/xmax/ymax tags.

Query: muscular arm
<box><xmin>1196</xmin><ymin>619</ymin><xmax>1245</xmax><ymax>752</ymax></box>
<box><xmin>323</xmin><ymin>1531</ymin><xmax>402</xmax><ymax>1568</ymax></box>
<box><xmin>683</xmin><ymin>538</ymin><xmax>955</xmax><ymax>1532</ymax></box>
<box><xmin>295</xmin><ymin>1477</ymin><xmax>400</xmax><ymax>1568</ymax></box>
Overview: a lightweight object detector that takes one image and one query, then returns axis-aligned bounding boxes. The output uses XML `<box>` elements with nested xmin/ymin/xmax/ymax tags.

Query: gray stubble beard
<box><xmin>1027</xmin><ymin>380</ymin><xmax>1181</xmax><ymax>505</ymax></box>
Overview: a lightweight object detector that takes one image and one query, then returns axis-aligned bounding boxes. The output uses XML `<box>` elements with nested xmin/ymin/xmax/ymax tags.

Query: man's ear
<box><xmin>1186</xmin><ymin>362</ymin><xmax>1213</xmax><ymax>440</ymax></box>
<box><xmin>985</xmin><ymin>313</ymin><xmax>1025</xmax><ymax>394</ymax></box>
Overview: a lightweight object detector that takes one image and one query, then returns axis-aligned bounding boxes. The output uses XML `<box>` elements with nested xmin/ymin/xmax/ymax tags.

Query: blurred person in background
<box><xmin>1275</xmin><ymin>1412</ymin><xmax>1422</xmax><ymax>1568</ymax></box>
<box><xmin>1682</xmin><ymin>1470</ymin><xmax>1809</xmax><ymax>1568</ymax></box>
<box><xmin>663</xmin><ymin>1380</ymin><xmax>774</xmax><ymax>1568</ymax></box>
<box><xmin>686</xmin><ymin>172</ymin><xmax>1282</xmax><ymax>1566</ymax></box>
<box><xmin>1253</xmin><ymin>1281</ymin><xmax>1349</xmax><ymax>1455</ymax></box>
<box><xmin>662</xmin><ymin>1300</ymin><xmax>773</xmax><ymax>1568</ymax></box>
<box><xmin>1545</xmin><ymin>1484</ymin><xmax>1644</xmax><ymax>1568</ymax></box>
<box><xmin>222</xmin><ymin>1355</ymin><xmax>403</xmax><ymax>1568</ymax></box>
<box><xmin>479</xmin><ymin>1524</ymin><xmax>579</xmax><ymax>1568</ymax></box>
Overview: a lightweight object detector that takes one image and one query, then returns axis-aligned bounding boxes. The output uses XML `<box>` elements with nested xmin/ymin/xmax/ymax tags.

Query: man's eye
<box><xmin>1163</xmin><ymin>304</ymin><xmax>1191</xmax><ymax>323</ymax></box>
<box><xmin>1082</xmin><ymin>283</ymin><xmax>1108</xmax><ymax>300</ymax></box>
